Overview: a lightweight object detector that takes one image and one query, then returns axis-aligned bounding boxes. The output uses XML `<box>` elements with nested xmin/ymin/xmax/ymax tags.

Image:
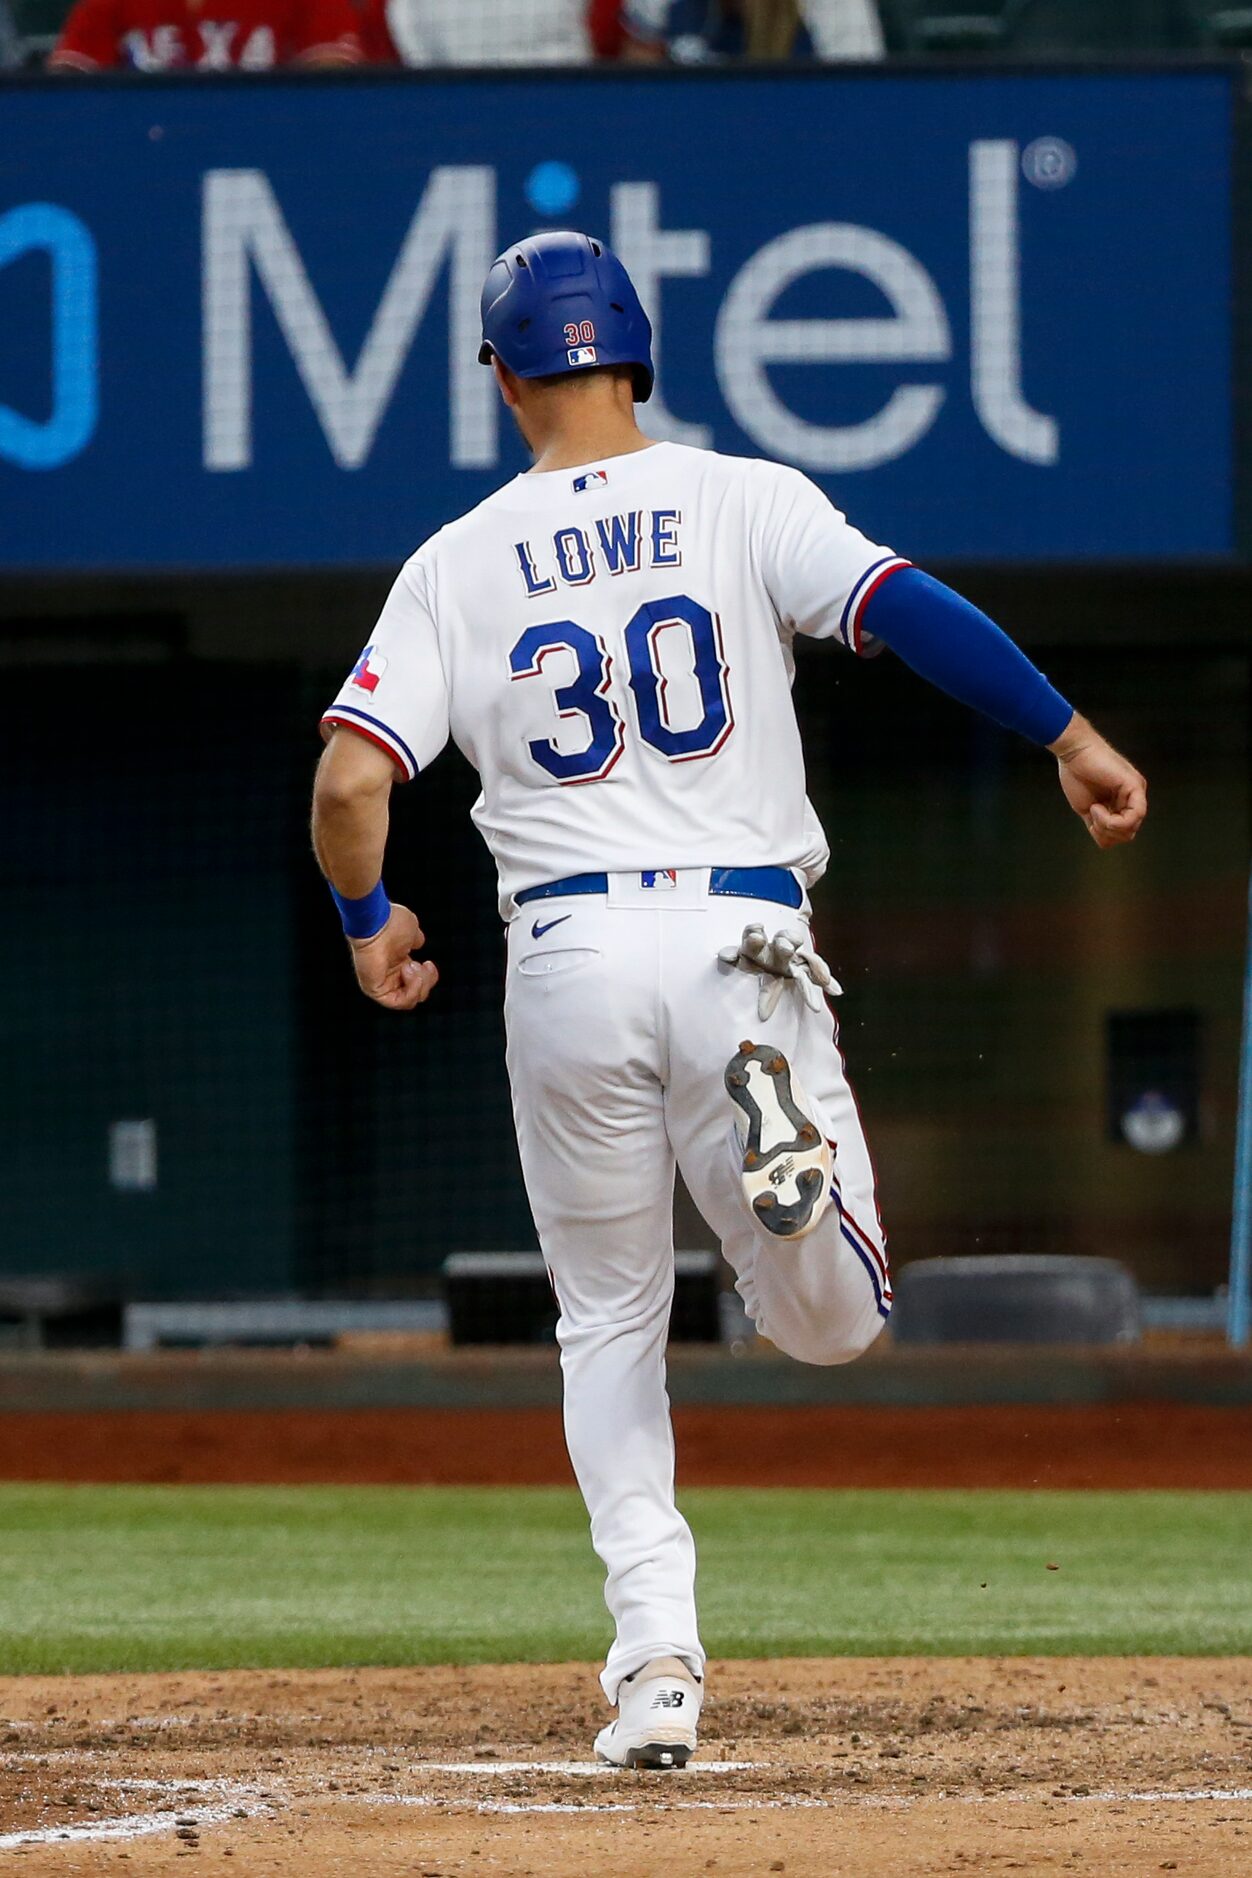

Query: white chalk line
<box><xmin>105</xmin><ymin>1778</ymin><xmax>265</xmax><ymax>1797</ymax></box>
<box><xmin>369</xmin><ymin>1783</ymin><xmax>1252</xmax><ymax>1820</ymax></box>
<box><xmin>415</xmin><ymin>1759</ymin><xmax>759</xmax><ymax>1776</ymax></box>
<box><xmin>0</xmin><ymin>1779</ymin><xmax>271</xmax><ymax>1851</ymax></box>
<box><xmin>0</xmin><ymin>1800</ymin><xmax>269</xmax><ymax>1851</ymax></box>
<box><xmin>6</xmin><ymin>1769</ymin><xmax>1251</xmax><ymax>1846</ymax></box>
<box><xmin>371</xmin><ymin>1793</ymin><xmax>834</xmax><ymax>1817</ymax></box>
<box><xmin>1079</xmin><ymin>1787</ymin><xmax>1252</xmax><ymax>1805</ymax></box>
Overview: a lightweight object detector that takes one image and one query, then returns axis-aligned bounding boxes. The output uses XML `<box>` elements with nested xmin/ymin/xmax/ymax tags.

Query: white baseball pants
<box><xmin>503</xmin><ymin>872</ymin><xmax>891</xmax><ymax>1702</ymax></box>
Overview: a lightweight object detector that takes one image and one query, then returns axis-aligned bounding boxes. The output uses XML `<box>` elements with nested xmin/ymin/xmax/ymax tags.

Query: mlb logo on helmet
<box><xmin>573</xmin><ymin>470</ymin><xmax>609</xmax><ymax>493</ymax></box>
<box><xmin>567</xmin><ymin>345</ymin><xmax>598</xmax><ymax>367</ymax></box>
<box><xmin>349</xmin><ymin>644</ymin><xmax>388</xmax><ymax>694</ymax></box>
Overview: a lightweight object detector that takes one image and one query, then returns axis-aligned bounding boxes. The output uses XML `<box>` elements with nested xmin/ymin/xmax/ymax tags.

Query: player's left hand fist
<box><xmin>348</xmin><ymin>902</ymin><xmax>438</xmax><ymax>1010</ymax></box>
<box><xmin>1050</xmin><ymin>713</ymin><xmax>1148</xmax><ymax>851</ymax></box>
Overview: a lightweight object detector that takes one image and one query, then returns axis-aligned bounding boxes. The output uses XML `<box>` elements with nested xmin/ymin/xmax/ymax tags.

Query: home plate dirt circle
<box><xmin>3</xmin><ymin>1658</ymin><xmax>1251</xmax><ymax>1875</ymax></box>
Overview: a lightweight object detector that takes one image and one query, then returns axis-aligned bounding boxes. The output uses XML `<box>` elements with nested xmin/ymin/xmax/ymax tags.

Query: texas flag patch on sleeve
<box><xmin>349</xmin><ymin>645</ymin><xmax>388</xmax><ymax>694</ymax></box>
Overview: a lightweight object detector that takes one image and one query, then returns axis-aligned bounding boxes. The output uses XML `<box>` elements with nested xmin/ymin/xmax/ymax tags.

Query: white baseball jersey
<box><xmin>322</xmin><ymin>441</ymin><xmax>907</xmax><ymax>917</ymax></box>
<box><xmin>384</xmin><ymin>0</ymin><xmax>589</xmax><ymax>65</ymax></box>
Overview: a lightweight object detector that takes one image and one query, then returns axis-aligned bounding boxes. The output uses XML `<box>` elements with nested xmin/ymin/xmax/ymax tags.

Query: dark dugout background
<box><xmin>2</xmin><ymin>564</ymin><xmax>1244</xmax><ymax>1300</ymax></box>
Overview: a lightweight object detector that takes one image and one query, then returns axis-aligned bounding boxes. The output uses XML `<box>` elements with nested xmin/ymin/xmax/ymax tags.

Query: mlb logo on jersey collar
<box><xmin>572</xmin><ymin>470</ymin><xmax>609</xmax><ymax>494</ymax></box>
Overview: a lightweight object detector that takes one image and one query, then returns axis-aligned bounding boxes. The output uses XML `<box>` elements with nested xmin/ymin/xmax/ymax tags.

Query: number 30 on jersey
<box><xmin>508</xmin><ymin>594</ymin><xmax>734</xmax><ymax>785</ymax></box>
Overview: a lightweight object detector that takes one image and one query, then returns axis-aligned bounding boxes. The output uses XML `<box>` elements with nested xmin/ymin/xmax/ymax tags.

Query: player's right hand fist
<box><xmin>1049</xmin><ymin>713</ymin><xmax>1148</xmax><ymax>851</ymax></box>
<box><xmin>348</xmin><ymin>903</ymin><xmax>439</xmax><ymax>1011</ymax></box>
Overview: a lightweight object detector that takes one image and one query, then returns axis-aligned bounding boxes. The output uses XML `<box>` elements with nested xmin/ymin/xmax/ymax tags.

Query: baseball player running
<box><xmin>311</xmin><ymin>233</ymin><xmax>1147</xmax><ymax>1769</ymax></box>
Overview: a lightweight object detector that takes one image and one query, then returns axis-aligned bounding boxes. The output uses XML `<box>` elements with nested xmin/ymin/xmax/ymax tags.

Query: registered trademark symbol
<box><xmin>1022</xmin><ymin>137</ymin><xmax>1077</xmax><ymax>189</ymax></box>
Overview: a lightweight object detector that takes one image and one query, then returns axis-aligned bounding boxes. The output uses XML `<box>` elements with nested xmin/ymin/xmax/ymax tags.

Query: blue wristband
<box><xmin>330</xmin><ymin>879</ymin><xmax>391</xmax><ymax>940</ymax></box>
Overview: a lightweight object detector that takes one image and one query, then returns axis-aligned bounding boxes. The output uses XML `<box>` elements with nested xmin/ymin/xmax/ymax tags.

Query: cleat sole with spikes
<box><xmin>724</xmin><ymin>1043</ymin><xmax>833</xmax><ymax>1240</ymax></box>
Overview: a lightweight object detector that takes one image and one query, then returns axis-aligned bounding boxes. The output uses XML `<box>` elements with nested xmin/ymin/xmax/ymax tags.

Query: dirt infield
<box><xmin>3</xmin><ymin>1402</ymin><xmax>1252</xmax><ymax>1488</ymax></box>
<box><xmin>3</xmin><ymin>1658</ymin><xmax>1250</xmax><ymax>1875</ymax></box>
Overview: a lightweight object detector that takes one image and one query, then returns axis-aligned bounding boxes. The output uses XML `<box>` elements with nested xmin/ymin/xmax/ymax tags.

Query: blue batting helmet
<box><xmin>478</xmin><ymin>231</ymin><xmax>654</xmax><ymax>402</ymax></box>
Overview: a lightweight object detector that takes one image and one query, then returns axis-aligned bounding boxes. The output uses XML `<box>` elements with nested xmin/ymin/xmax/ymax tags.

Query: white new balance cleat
<box><xmin>725</xmin><ymin>1041</ymin><xmax>833</xmax><ymax>1240</ymax></box>
<box><xmin>594</xmin><ymin>1658</ymin><xmax>702</xmax><ymax>1770</ymax></box>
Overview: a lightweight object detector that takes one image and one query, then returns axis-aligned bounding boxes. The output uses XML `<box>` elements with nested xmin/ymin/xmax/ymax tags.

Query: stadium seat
<box><xmin>1189</xmin><ymin>2</ymin><xmax>1252</xmax><ymax>43</ymax></box>
<box><xmin>1005</xmin><ymin>0</ymin><xmax>1201</xmax><ymax>49</ymax></box>
<box><xmin>1</xmin><ymin>0</ymin><xmax>19</xmax><ymax>65</ymax></box>
<box><xmin>442</xmin><ymin>1250</ymin><xmax>723</xmax><ymax>1346</ymax></box>
<box><xmin>891</xmin><ymin>1255</ymin><xmax>1142</xmax><ymax>1346</ymax></box>
<box><xmin>11</xmin><ymin>0</ymin><xmax>71</xmax><ymax>60</ymax></box>
<box><xmin>892</xmin><ymin>0</ymin><xmax>1011</xmax><ymax>51</ymax></box>
<box><xmin>0</xmin><ymin>1277</ymin><xmax>123</xmax><ymax>1351</ymax></box>
<box><xmin>871</xmin><ymin>0</ymin><xmax>910</xmax><ymax>51</ymax></box>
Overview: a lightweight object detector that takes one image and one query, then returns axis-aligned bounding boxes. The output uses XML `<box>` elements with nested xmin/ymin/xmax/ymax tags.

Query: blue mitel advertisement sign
<box><xmin>0</xmin><ymin>69</ymin><xmax>1236</xmax><ymax>569</ymax></box>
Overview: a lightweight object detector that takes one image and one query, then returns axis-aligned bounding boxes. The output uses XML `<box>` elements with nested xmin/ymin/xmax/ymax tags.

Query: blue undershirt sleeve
<box><xmin>860</xmin><ymin>567</ymin><xmax>1073</xmax><ymax>747</ymax></box>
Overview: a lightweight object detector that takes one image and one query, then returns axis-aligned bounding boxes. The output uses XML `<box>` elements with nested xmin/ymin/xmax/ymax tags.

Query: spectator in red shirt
<box><xmin>353</xmin><ymin>0</ymin><xmax>395</xmax><ymax>61</ymax></box>
<box><xmin>49</xmin><ymin>0</ymin><xmax>362</xmax><ymax>67</ymax></box>
<box><xmin>587</xmin><ymin>0</ymin><xmax>627</xmax><ymax>55</ymax></box>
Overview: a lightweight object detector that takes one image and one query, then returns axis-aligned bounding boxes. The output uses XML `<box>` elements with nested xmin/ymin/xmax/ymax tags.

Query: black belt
<box><xmin>515</xmin><ymin>867</ymin><xmax>804</xmax><ymax>911</ymax></box>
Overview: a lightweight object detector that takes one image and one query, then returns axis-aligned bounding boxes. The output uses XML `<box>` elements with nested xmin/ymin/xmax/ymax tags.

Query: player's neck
<box><xmin>516</xmin><ymin>376</ymin><xmax>656</xmax><ymax>475</ymax></box>
<box><xmin>527</xmin><ymin>418</ymin><xmax>655</xmax><ymax>476</ymax></box>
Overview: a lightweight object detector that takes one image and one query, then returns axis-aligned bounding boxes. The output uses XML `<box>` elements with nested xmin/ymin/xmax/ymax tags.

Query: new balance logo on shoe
<box><xmin>651</xmin><ymin>1690</ymin><xmax>685</xmax><ymax>1709</ymax></box>
<box><xmin>769</xmin><ymin>1156</ymin><xmax>795</xmax><ymax>1187</ymax></box>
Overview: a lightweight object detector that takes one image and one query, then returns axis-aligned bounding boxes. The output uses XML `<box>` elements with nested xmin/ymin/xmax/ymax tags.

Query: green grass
<box><xmin>1</xmin><ymin>1486</ymin><xmax>1249</xmax><ymax>1676</ymax></box>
